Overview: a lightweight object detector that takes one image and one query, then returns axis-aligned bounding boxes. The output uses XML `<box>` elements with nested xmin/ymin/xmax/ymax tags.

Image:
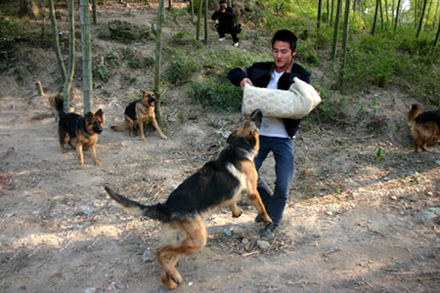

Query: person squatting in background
<box><xmin>211</xmin><ymin>0</ymin><xmax>239</xmax><ymax>47</ymax></box>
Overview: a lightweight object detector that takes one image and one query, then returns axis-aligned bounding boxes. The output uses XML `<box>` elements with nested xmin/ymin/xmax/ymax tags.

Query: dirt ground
<box><xmin>1</xmin><ymin>1</ymin><xmax>439</xmax><ymax>292</ymax></box>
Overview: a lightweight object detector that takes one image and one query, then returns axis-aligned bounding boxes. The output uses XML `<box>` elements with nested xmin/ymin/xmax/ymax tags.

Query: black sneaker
<box><xmin>261</xmin><ymin>226</ymin><xmax>275</xmax><ymax>241</ymax></box>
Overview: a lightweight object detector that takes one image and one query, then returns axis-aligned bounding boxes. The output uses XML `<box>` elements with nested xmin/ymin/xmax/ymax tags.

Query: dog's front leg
<box><xmin>136</xmin><ymin>108</ymin><xmax>147</xmax><ymax>141</ymax></box>
<box><xmin>75</xmin><ymin>143</ymin><xmax>85</xmax><ymax>166</ymax></box>
<box><xmin>247</xmin><ymin>190</ymin><xmax>273</xmax><ymax>227</ymax></box>
<box><xmin>151</xmin><ymin>117</ymin><xmax>167</xmax><ymax>140</ymax></box>
<box><xmin>89</xmin><ymin>144</ymin><xmax>102</xmax><ymax>166</ymax></box>
<box><xmin>228</xmin><ymin>203</ymin><xmax>242</xmax><ymax>218</ymax></box>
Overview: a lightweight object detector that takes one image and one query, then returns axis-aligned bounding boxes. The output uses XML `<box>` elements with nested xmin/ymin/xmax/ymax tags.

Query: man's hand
<box><xmin>240</xmin><ymin>78</ymin><xmax>253</xmax><ymax>90</ymax></box>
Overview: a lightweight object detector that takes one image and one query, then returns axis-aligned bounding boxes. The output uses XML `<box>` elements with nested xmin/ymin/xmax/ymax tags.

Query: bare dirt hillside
<box><xmin>0</xmin><ymin>1</ymin><xmax>439</xmax><ymax>292</ymax></box>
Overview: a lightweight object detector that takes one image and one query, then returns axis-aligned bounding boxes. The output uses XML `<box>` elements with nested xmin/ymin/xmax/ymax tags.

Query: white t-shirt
<box><xmin>259</xmin><ymin>70</ymin><xmax>289</xmax><ymax>138</ymax></box>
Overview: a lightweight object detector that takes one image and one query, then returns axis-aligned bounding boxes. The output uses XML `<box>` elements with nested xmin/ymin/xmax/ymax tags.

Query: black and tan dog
<box><xmin>104</xmin><ymin>109</ymin><xmax>271</xmax><ymax>290</ymax></box>
<box><xmin>407</xmin><ymin>104</ymin><xmax>440</xmax><ymax>152</ymax></box>
<box><xmin>111</xmin><ymin>90</ymin><xmax>167</xmax><ymax>141</ymax></box>
<box><xmin>53</xmin><ymin>95</ymin><xmax>104</xmax><ymax>166</ymax></box>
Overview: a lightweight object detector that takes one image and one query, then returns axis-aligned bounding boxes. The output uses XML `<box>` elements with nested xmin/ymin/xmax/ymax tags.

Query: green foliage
<box><xmin>170</xmin><ymin>28</ymin><xmax>197</xmax><ymax>45</ymax></box>
<box><xmin>92</xmin><ymin>65</ymin><xmax>109</xmax><ymax>88</ymax></box>
<box><xmin>375</xmin><ymin>147</ymin><xmax>383</xmax><ymax>163</ymax></box>
<box><xmin>0</xmin><ymin>14</ymin><xmax>27</xmax><ymax>50</ymax></box>
<box><xmin>121</xmin><ymin>47</ymin><xmax>154</xmax><ymax>69</ymax></box>
<box><xmin>165</xmin><ymin>56</ymin><xmax>203</xmax><ymax>85</ymax></box>
<box><xmin>106</xmin><ymin>50</ymin><xmax>119</xmax><ymax>69</ymax></box>
<box><xmin>313</xmin><ymin>27</ymin><xmax>333</xmax><ymax>49</ymax></box>
<box><xmin>188</xmin><ymin>78</ymin><xmax>242</xmax><ymax>113</ymax></box>
<box><xmin>38</xmin><ymin>25</ymin><xmax>53</xmax><ymax>48</ymax></box>
<box><xmin>312</xmin><ymin>83</ymin><xmax>347</xmax><ymax>121</ymax></box>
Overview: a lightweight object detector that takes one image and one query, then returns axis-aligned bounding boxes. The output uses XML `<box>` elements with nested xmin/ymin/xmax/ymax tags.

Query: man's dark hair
<box><xmin>272</xmin><ymin>29</ymin><xmax>297</xmax><ymax>52</ymax></box>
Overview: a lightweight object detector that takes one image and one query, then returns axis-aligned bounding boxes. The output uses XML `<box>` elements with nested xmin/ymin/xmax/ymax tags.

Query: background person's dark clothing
<box><xmin>212</xmin><ymin>7</ymin><xmax>239</xmax><ymax>43</ymax></box>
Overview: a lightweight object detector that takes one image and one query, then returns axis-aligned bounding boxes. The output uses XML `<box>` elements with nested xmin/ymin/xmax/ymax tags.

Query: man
<box><xmin>211</xmin><ymin>0</ymin><xmax>239</xmax><ymax>47</ymax></box>
<box><xmin>228</xmin><ymin>30</ymin><xmax>311</xmax><ymax>241</ymax></box>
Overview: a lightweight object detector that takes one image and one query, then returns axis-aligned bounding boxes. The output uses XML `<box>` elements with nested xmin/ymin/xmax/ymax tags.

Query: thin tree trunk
<box><xmin>372</xmin><ymin>0</ymin><xmax>379</xmax><ymax>35</ymax></box>
<box><xmin>92</xmin><ymin>0</ymin><xmax>97</xmax><ymax>25</ymax></box>
<box><xmin>434</xmin><ymin>14</ymin><xmax>440</xmax><ymax>46</ymax></box>
<box><xmin>424</xmin><ymin>0</ymin><xmax>433</xmax><ymax>31</ymax></box>
<box><xmin>379</xmin><ymin>0</ymin><xmax>384</xmax><ymax>31</ymax></box>
<box><xmin>318</xmin><ymin>0</ymin><xmax>322</xmax><ymax>28</ymax></box>
<box><xmin>339</xmin><ymin>0</ymin><xmax>351</xmax><ymax>87</ymax></box>
<box><xmin>394</xmin><ymin>0</ymin><xmax>401</xmax><ymax>33</ymax></box>
<box><xmin>433</xmin><ymin>0</ymin><xmax>440</xmax><ymax>30</ymax></box>
<box><xmin>330</xmin><ymin>0</ymin><xmax>335</xmax><ymax>27</ymax></box>
<box><xmin>196</xmin><ymin>0</ymin><xmax>202</xmax><ymax>40</ymax></box>
<box><xmin>168</xmin><ymin>0</ymin><xmax>172</xmax><ymax>10</ymax></box>
<box><xmin>154</xmin><ymin>0</ymin><xmax>165</xmax><ymax>122</ymax></box>
<box><xmin>63</xmin><ymin>0</ymin><xmax>76</xmax><ymax>113</ymax></box>
<box><xmin>204</xmin><ymin>0</ymin><xmax>208</xmax><ymax>44</ymax></box>
<box><xmin>189</xmin><ymin>0</ymin><xmax>194</xmax><ymax>23</ymax></box>
<box><xmin>48</xmin><ymin>0</ymin><xmax>67</xmax><ymax>83</ymax></box>
<box><xmin>384</xmin><ymin>0</ymin><xmax>389</xmax><ymax>22</ymax></box>
<box><xmin>80</xmin><ymin>0</ymin><xmax>93</xmax><ymax>114</ymax></box>
<box><xmin>416</xmin><ymin>0</ymin><xmax>428</xmax><ymax>38</ymax></box>
<box><xmin>327</xmin><ymin>0</ymin><xmax>330</xmax><ymax>24</ymax></box>
<box><xmin>331</xmin><ymin>0</ymin><xmax>342</xmax><ymax>67</ymax></box>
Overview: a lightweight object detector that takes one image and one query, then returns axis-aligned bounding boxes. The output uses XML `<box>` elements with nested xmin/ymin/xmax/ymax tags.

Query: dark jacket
<box><xmin>211</xmin><ymin>7</ymin><xmax>235</xmax><ymax>26</ymax></box>
<box><xmin>228</xmin><ymin>61</ymin><xmax>311</xmax><ymax>138</ymax></box>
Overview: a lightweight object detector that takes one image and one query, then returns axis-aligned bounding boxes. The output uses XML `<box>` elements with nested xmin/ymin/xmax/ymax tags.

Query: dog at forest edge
<box><xmin>104</xmin><ymin>109</ymin><xmax>272</xmax><ymax>290</ymax></box>
<box><xmin>110</xmin><ymin>90</ymin><xmax>167</xmax><ymax>140</ymax></box>
<box><xmin>52</xmin><ymin>95</ymin><xmax>104</xmax><ymax>166</ymax></box>
<box><xmin>407</xmin><ymin>104</ymin><xmax>440</xmax><ymax>152</ymax></box>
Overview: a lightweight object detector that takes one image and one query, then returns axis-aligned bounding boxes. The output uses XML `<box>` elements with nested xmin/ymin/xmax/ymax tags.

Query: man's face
<box><xmin>220</xmin><ymin>3</ymin><xmax>227</xmax><ymax>10</ymax></box>
<box><xmin>272</xmin><ymin>40</ymin><xmax>296</xmax><ymax>72</ymax></box>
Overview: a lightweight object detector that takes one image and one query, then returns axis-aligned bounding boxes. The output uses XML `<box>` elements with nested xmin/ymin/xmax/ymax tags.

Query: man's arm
<box><xmin>228</xmin><ymin>67</ymin><xmax>254</xmax><ymax>90</ymax></box>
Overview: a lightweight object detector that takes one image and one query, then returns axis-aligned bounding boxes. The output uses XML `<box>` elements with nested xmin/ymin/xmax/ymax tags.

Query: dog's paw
<box><xmin>161</xmin><ymin>271</ymin><xmax>181</xmax><ymax>290</ymax></box>
<box><xmin>160</xmin><ymin>135</ymin><xmax>168</xmax><ymax>140</ymax></box>
<box><xmin>232</xmin><ymin>210</ymin><xmax>242</xmax><ymax>218</ymax></box>
<box><xmin>141</xmin><ymin>137</ymin><xmax>147</xmax><ymax>141</ymax></box>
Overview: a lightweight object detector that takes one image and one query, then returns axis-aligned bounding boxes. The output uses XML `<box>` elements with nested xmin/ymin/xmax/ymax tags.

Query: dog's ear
<box><xmin>85</xmin><ymin>112</ymin><xmax>94</xmax><ymax>123</ymax></box>
<box><xmin>95</xmin><ymin>109</ymin><xmax>104</xmax><ymax>123</ymax></box>
<box><xmin>141</xmin><ymin>90</ymin><xmax>146</xmax><ymax>95</ymax></box>
<box><xmin>226</xmin><ymin>131</ymin><xmax>238</xmax><ymax>144</ymax></box>
<box><xmin>95</xmin><ymin>109</ymin><xmax>104</xmax><ymax>119</ymax></box>
<box><xmin>246</xmin><ymin>131</ymin><xmax>257</xmax><ymax>147</ymax></box>
<box><xmin>249</xmin><ymin>109</ymin><xmax>262</xmax><ymax>129</ymax></box>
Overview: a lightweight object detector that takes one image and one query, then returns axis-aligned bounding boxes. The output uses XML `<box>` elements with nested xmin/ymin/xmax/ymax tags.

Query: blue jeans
<box><xmin>254</xmin><ymin>136</ymin><xmax>294</xmax><ymax>228</ymax></box>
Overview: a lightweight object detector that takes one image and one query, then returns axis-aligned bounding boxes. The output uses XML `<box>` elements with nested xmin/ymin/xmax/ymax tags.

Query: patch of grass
<box><xmin>122</xmin><ymin>47</ymin><xmax>154</xmax><ymax>70</ymax></box>
<box><xmin>188</xmin><ymin>78</ymin><xmax>242</xmax><ymax>113</ymax></box>
<box><xmin>165</xmin><ymin>56</ymin><xmax>202</xmax><ymax>86</ymax></box>
<box><xmin>312</xmin><ymin>83</ymin><xmax>347</xmax><ymax>122</ymax></box>
<box><xmin>92</xmin><ymin>65</ymin><xmax>109</xmax><ymax>88</ymax></box>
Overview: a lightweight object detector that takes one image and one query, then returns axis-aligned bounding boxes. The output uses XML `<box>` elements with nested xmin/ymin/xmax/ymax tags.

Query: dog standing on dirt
<box><xmin>104</xmin><ymin>109</ymin><xmax>272</xmax><ymax>290</ymax></box>
<box><xmin>407</xmin><ymin>104</ymin><xmax>440</xmax><ymax>152</ymax></box>
<box><xmin>111</xmin><ymin>90</ymin><xmax>167</xmax><ymax>140</ymax></box>
<box><xmin>52</xmin><ymin>95</ymin><xmax>104</xmax><ymax>166</ymax></box>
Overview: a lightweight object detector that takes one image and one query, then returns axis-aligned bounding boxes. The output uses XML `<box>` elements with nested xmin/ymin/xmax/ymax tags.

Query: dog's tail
<box><xmin>407</xmin><ymin>104</ymin><xmax>420</xmax><ymax>126</ymax></box>
<box><xmin>50</xmin><ymin>94</ymin><xmax>66</xmax><ymax>118</ymax></box>
<box><xmin>104</xmin><ymin>186</ymin><xmax>168</xmax><ymax>222</ymax></box>
<box><xmin>110</xmin><ymin>123</ymin><xmax>128</xmax><ymax>132</ymax></box>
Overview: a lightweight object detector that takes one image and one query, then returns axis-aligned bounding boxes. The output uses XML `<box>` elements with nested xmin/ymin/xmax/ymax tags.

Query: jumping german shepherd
<box><xmin>407</xmin><ymin>104</ymin><xmax>440</xmax><ymax>152</ymax></box>
<box><xmin>52</xmin><ymin>95</ymin><xmax>104</xmax><ymax>166</ymax></box>
<box><xmin>104</xmin><ymin>109</ymin><xmax>271</xmax><ymax>290</ymax></box>
<box><xmin>111</xmin><ymin>90</ymin><xmax>167</xmax><ymax>141</ymax></box>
